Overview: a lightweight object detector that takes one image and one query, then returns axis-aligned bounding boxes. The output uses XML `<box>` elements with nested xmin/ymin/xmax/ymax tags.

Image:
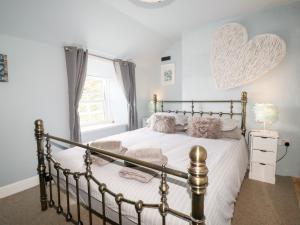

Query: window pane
<box><xmin>79</xmin><ymin>76</ymin><xmax>108</xmax><ymax>126</ymax></box>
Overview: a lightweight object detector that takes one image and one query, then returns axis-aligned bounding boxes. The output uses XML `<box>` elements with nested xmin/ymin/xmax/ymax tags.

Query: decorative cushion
<box><xmin>147</xmin><ymin>112</ymin><xmax>187</xmax><ymax>126</ymax></box>
<box><xmin>187</xmin><ymin>117</ymin><xmax>222</xmax><ymax>139</ymax></box>
<box><xmin>151</xmin><ymin>115</ymin><xmax>176</xmax><ymax>133</ymax></box>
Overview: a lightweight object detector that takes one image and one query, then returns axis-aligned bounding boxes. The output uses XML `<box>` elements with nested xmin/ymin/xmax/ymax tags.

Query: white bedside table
<box><xmin>249</xmin><ymin>130</ymin><xmax>279</xmax><ymax>184</ymax></box>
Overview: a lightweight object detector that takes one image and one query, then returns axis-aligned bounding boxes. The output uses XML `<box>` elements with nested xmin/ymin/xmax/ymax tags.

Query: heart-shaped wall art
<box><xmin>212</xmin><ymin>23</ymin><xmax>286</xmax><ymax>89</ymax></box>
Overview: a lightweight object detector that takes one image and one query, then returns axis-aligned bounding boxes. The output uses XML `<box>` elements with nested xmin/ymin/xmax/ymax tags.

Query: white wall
<box><xmin>158</xmin><ymin>41</ymin><xmax>182</xmax><ymax>100</ymax></box>
<box><xmin>154</xmin><ymin>2</ymin><xmax>300</xmax><ymax>177</ymax></box>
<box><xmin>0</xmin><ymin>34</ymin><xmax>69</xmax><ymax>186</ymax></box>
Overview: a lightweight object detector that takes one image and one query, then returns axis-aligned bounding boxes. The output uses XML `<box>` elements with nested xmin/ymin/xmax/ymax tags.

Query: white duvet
<box><xmin>53</xmin><ymin>127</ymin><xmax>248</xmax><ymax>225</ymax></box>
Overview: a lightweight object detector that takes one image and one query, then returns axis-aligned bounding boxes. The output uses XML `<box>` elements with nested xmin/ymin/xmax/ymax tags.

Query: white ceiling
<box><xmin>103</xmin><ymin>0</ymin><xmax>298</xmax><ymax>39</ymax></box>
<box><xmin>0</xmin><ymin>0</ymin><xmax>298</xmax><ymax>60</ymax></box>
<box><xmin>0</xmin><ymin>0</ymin><xmax>169</xmax><ymax>61</ymax></box>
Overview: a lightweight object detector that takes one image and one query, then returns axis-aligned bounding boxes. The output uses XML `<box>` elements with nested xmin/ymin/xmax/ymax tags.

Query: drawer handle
<box><xmin>260</xmin><ymin>136</ymin><xmax>268</xmax><ymax>139</ymax></box>
<box><xmin>259</xmin><ymin>163</ymin><xmax>266</xmax><ymax>166</ymax></box>
<box><xmin>259</xmin><ymin>150</ymin><xmax>267</xmax><ymax>152</ymax></box>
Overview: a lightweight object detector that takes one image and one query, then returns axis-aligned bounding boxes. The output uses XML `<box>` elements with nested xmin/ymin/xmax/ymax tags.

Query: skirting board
<box><xmin>0</xmin><ymin>175</ymin><xmax>39</xmax><ymax>199</ymax></box>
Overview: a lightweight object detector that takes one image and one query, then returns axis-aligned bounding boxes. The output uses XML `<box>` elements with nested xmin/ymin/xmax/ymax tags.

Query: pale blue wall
<box><xmin>0</xmin><ymin>34</ymin><xmax>70</xmax><ymax>186</ymax></box>
<box><xmin>160</xmin><ymin>2</ymin><xmax>300</xmax><ymax>177</ymax></box>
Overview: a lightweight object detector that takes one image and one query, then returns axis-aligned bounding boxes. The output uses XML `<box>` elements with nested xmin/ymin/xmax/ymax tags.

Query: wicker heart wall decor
<box><xmin>212</xmin><ymin>23</ymin><xmax>286</xmax><ymax>89</ymax></box>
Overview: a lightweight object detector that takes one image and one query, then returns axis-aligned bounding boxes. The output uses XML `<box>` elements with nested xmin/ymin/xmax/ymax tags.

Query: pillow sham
<box><xmin>221</xmin><ymin>127</ymin><xmax>242</xmax><ymax>140</ymax></box>
<box><xmin>186</xmin><ymin>117</ymin><xmax>222</xmax><ymax>139</ymax></box>
<box><xmin>175</xmin><ymin>124</ymin><xmax>187</xmax><ymax>132</ymax></box>
<box><xmin>147</xmin><ymin>112</ymin><xmax>187</xmax><ymax>126</ymax></box>
<box><xmin>221</xmin><ymin>118</ymin><xmax>238</xmax><ymax>131</ymax></box>
<box><xmin>151</xmin><ymin>115</ymin><xmax>176</xmax><ymax>133</ymax></box>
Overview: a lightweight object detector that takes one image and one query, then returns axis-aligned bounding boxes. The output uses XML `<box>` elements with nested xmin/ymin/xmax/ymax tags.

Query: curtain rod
<box><xmin>88</xmin><ymin>53</ymin><xmax>115</xmax><ymax>62</ymax></box>
<box><xmin>64</xmin><ymin>47</ymin><xmax>115</xmax><ymax>62</ymax></box>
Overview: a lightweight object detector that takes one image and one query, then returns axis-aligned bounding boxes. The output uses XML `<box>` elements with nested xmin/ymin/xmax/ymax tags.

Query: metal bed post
<box><xmin>188</xmin><ymin>146</ymin><xmax>208</xmax><ymax>225</ymax></box>
<box><xmin>241</xmin><ymin>91</ymin><xmax>248</xmax><ymax>136</ymax></box>
<box><xmin>153</xmin><ymin>94</ymin><xmax>157</xmax><ymax>113</ymax></box>
<box><xmin>34</xmin><ymin>119</ymin><xmax>48</xmax><ymax>211</ymax></box>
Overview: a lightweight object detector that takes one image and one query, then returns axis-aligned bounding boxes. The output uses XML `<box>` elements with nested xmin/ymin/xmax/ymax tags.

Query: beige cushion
<box><xmin>151</xmin><ymin>115</ymin><xmax>176</xmax><ymax>133</ymax></box>
<box><xmin>187</xmin><ymin>117</ymin><xmax>222</xmax><ymax>139</ymax></box>
<box><xmin>175</xmin><ymin>125</ymin><xmax>187</xmax><ymax>132</ymax></box>
<box><xmin>147</xmin><ymin>112</ymin><xmax>188</xmax><ymax>126</ymax></box>
<box><xmin>222</xmin><ymin>128</ymin><xmax>242</xmax><ymax>140</ymax></box>
<box><xmin>221</xmin><ymin>118</ymin><xmax>238</xmax><ymax>131</ymax></box>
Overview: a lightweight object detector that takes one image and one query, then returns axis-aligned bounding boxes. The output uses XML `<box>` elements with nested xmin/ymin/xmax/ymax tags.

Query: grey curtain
<box><xmin>113</xmin><ymin>60</ymin><xmax>138</xmax><ymax>130</ymax></box>
<box><xmin>64</xmin><ymin>46</ymin><xmax>88</xmax><ymax>142</ymax></box>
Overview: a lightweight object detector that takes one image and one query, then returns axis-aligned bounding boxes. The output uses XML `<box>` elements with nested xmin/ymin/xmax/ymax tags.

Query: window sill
<box><xmin>81</xmin><ymin>123</ymin><xmax>128</xmax><ymax>133</ymax></box>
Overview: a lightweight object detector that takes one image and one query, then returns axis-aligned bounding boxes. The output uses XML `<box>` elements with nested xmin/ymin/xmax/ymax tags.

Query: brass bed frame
<box><xmin>34</xmin><ymin>91</ymin><xmax>247</xmax><ymax>225</ymax></box>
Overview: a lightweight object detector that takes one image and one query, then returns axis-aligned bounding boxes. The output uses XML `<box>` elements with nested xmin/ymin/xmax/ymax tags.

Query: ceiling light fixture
<box><xmin>139</xmin><ymin>0</ymin><xmax>166</xmax><ymax>3</ymax></box>
<box><xmin>130</xmin><ymin>0</ymin><xmax>174</xmax><ymax>8</ymax></box>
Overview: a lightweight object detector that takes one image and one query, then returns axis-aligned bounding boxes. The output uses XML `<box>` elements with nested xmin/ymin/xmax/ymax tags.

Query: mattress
<box><xmin>52</xmin><ymin>127</ymin><xmax>249</xmax><ymax>225</ymax></box>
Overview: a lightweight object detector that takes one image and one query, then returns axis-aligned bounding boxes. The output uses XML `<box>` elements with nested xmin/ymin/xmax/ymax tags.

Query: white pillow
<box><xmin>147</xmin><ymin>112</ymin><xmax>188</xmax><ymax>126</ymax></box>
<box><xmin>221</xmin><ymin>118</ymin><xmax>238</xmax><ymax>131</ymax></box>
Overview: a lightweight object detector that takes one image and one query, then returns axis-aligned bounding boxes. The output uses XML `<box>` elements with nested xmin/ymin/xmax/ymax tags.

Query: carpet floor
<box><xmin>0</xmin><ymin>175</ymin><xmax>299</xmax><ymax>225</ymax></box>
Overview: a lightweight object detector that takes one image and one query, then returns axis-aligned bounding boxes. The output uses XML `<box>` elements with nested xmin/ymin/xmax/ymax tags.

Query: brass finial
<box><xmin>241</xmin><ymin>91</ymin><xmax>247</xmax><ymax>103</ymax></box>
<box><xmin>188</xmin><ymin>145</ymin><xmax>208</xmax><ymax>224</ymax></box>
<box><xmin>153</xmin><ymin>94</ymin><xmax>157</xmax><ymax>102</ymax></box>
<box><xmin>34</xmin><ymin>119</ymin><xmax>44</xmax><ymax>140</ymax></box>
<box><xmin>189</xmin><ymin>145</ymin><xmax>207</xmax><ymax>165</ymax></box>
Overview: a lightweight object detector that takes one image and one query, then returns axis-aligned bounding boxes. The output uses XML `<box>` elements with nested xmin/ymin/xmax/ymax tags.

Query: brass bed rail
<box><xmin>34</xmin><ymin>91</ymin><xmax>247</xmax><ymax>225</ymax></box>
<box><xmin>153</xmin><ymin>91</ymin><xmax>248</xmax><ymax>135</ymax></box>
<box><xmin>35</xmin><ymin>120</ymin><xmax>208</xmax><ymax>225</ymax></box>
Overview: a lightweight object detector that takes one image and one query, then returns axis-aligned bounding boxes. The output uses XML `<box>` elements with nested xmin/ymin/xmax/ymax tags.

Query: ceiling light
<box><xmin>139</xmin><ymin>0</ymin><xmax>166</xmax><ymax>3</ymax></box>
<box><xmin>130</xmin><ymin>0</ymin><xmax>174</xmax><ymax>8</ymax></box>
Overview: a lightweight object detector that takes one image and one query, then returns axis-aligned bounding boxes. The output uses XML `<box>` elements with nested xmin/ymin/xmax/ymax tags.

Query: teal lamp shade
<box><xmin>254</xmin><ymin>103</ymin><xmax>278</xmax><ymax>129</ymax></box>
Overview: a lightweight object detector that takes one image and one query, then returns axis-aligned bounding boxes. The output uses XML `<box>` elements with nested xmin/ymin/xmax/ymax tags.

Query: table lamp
<box><xmin>254</xmin><ymin>103</ymin><xmax>278</xmax><ymax>130</ymax></box>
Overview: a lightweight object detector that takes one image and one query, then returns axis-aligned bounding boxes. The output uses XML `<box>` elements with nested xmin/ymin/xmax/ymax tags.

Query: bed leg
<box><xmin>188</xmin><ymin>146</ymin><xmax>208</xmax><ymax>225</ymax></box>
<box><xmin>34</xmin><ymin>119</ymin><xmax>48</xmax><ymax>211</ymax></box>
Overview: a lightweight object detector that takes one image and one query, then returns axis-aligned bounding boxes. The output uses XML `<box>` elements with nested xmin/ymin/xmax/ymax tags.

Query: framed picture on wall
<box><xmin>161</xmin><ymin>63</ymin><xmax>175</xmax><ymax>86</ymax></box>
<box><xmin>0</xmin><ymin>53</ymin><xmax>8</xmax><ymax>82</ymax></box>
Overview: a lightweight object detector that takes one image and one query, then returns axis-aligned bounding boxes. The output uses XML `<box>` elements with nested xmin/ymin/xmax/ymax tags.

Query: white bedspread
<box><xmin>53</xmin><ymin>127</ymin><xmax>248</xmax><ymax>225</ymax></box>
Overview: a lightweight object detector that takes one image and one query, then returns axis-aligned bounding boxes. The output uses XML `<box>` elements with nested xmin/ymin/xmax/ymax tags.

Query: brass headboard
<box><xmin>153</xmin><ymin>91</ymin><xmax>248</xmax><ymax>135</ymax></box>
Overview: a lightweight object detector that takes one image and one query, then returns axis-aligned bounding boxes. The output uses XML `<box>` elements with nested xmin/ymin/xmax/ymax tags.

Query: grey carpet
<box><xmin>0</xmin><ymin>176</ymin><xmax>299</xmax><ymax>225</ymax></box>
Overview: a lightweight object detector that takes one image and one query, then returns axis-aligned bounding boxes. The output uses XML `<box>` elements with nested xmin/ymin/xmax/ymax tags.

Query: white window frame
<box><xmin>79</xmin><ymin>75</ymin><xmax>113</xmax><ymax>127</ymax></box>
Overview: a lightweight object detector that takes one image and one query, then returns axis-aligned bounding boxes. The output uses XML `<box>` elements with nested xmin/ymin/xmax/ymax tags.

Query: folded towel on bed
<box><xmin>89</xmin><ymin>140</ymin><xmax>127</xmax><ymax>166</ymax></box>
<box><xmin>120</xmin><ymin>148</ymin><xmax>168</xmax><ymax>183</ymax></box>
<box><xmin>119</xmin><ymin>167</ymin><xmax>158</xmax><ymax>183</ymax></box>
<box><xmin>90</xmin><ymin>140</ymin><xmax>122</xmax><ymax>153</ymax></box>
<box><xmin>124</xmin><ymin>148</ymin><xmax>168</xmax><ymax>166</ymax></box>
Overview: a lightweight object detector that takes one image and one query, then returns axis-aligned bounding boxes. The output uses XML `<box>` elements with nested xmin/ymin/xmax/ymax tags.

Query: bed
<box><xmin>34</xmin><ymin>91</ymin><xmax>248</xmax><ymax>225</ymax></box>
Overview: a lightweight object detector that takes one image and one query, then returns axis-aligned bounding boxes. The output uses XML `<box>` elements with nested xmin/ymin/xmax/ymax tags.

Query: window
<box><xmin>79</xmin><ymin>55</ymin><xmax>127</xmax><ymax>128</ymax></box>
<box><xmin>79</xmin><ymin>76</ymin><xmax>111</xmax><ymax>126</ymax></box>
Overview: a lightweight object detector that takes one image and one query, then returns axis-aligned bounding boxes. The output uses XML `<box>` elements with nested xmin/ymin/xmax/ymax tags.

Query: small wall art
<box><xmin>0</xmin><ymin>53</ymin><xmax>8</xmax><ymax>82</ymax></box>
<box><xmin>161</xmin><ymin>63</ymin><xmax>175</xmax><ymax>86</ymax></box>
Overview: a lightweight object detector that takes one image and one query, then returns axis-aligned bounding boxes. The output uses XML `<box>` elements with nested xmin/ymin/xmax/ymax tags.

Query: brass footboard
<box><xmin>34</xmin><ymin>120</ymin><xmax>208</xmax><ymax>225</ymax></box>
